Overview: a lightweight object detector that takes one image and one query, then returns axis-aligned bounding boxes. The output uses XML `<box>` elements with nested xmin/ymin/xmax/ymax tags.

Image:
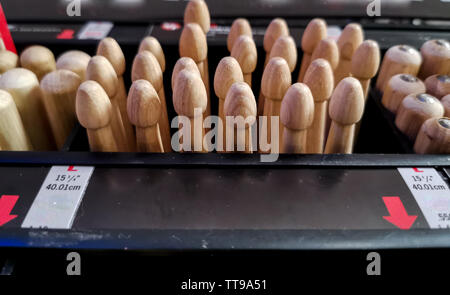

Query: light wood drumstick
<box><xmin>173</xmin><ymin>69</ymin><xmax>207</xmax><ymax>152</ymax></box>
<box><xmin>425</xmin><ymin>74</ymin><xmax>450</xmax><ymax>99</ymax></box>
<box><xmin>418</xmin><ymin>39</ymin><xmax>450</xmax><ymax>80</ymax></box>
<box><xmin>351</xmin><ymin>40</ymin><xmax>380</xmax><ymax>100</ymax></box>
<box><xmin>227</xmin><ymin>18</ymin><xmax>252</xmax><ymax>53</ymax></box>
<box><xmin>414</xmin><ymin>117</ymin><xmax>450</xmax><ymax>154</ymax></box>
<box><xmin>214</xmin><ymin>57</ymin><xmax>244</xmax><ymax>151</ymax></box>
<box><xmin>395</xmin><ymin>93</ymin><xmax>444</xmax><ymax>141</ymax></box>
<box><xmin>56</xmin><ymin>50</ymin><xmax>90</xmax><ymax>81</ymax></box>
<box><xmin>324</xmin><ymin>77</ymin><xmax>364</xmax><ymax>154</ymax></box>
<box><xmin>297</xmin><ymin>18</ymin><xmax>327</xmax><ymax>82</ymax></box>
<box><xmin>311</xmin><ymin>38</ymin><xmax>339</xmax><ymax>73</ymax></box>
<box><xmin>97</xmin><ymin>37</ymin><xmax>136</xmax><ymax>152</ymax></box>
<box><xmin>127</xmin><ymin>79</ymin><xmax>164</xmax><ymax>153</ymax></box>
<box><xmin>132</xmin><ymin>51</ymin><xmax>171</xmax><ymax>152</ymax></box>
<box><xmin>0</xmin><ymin>38</ymin><xmax>5</xmax><ymax>51</ymax></box>
<box><xmin>76</xmin><ymin>80</ymin><xmax>118</xmax><ymax>152</ymax></box>
<box><xmin>376</xmin><ymin>45</ymin><xmax>422</xmax><ymax>93</ymax></box>
<box><xmin>334</xmin><ymin>23</ymin><xmax>364</xmax><ymax>86</ymax></box>
<box><xmin>270</xmin><ymin>35</ymin><xmax>298</xmax><ymax>77</ymax></box>
<box><xmin>0</xmin><ymin>68</ymin><xmax>55</xmax><ymax>150</ymax></box>
<box><xmin>86</xmin><ymin>55</ymin><xmax>128</xmax><ymax>152</ymax></box>
<box><xmin>224</xmin><ymin>82</ymin><xmax>257</xmax><ymax>153</ymax></box>
<box><xmin>259</xmin><ymin>18</ymin><xmax>289</xmax><ymax>116</ymax></box>
<box><xmin>0</xmin><ymin>89</ymin><xmax>32</xmax><ymax>151</ymax></box>
<box><xmin>304</xmin><ymin>59</ymin><xmax>334</xmax><ymax>154</ymax></box>
<box><xmin>0</xmin><ymin>50</ymin><xmax>19</xmax><ymax>74</ymax></box>
<box><xmin>40</xmin><ymin>69</ymin><xmax>81</xmax><ymax>149</ymax></box>
<box><xmin>20</xmin><ymin>45</ymin><xmax>56</xmax><ymax>81</ymax></box>
<box><xmin>381</xmin><ymin>74</ymin><xmax>425</xmax><ymax>114</ymax></box>
<box><xmin>172</xmin><ymin>57</ymin><xmax>201</xmax><ymax>91</ymax></box>
<box><xmin>138</xmin><ymin>36</ymin><xmax>166</xmax><ymax>73</ymax></box>
<box><xmin>261</xmin><ymin>57</ymin><xmax>291</xmax><ymax>152</ymax></box>
<box><xmin>443</xmin><ymin>94</ymin><xmax>450</xmax><ymax>117</ymax></box>
<box><xmin>179</xmin><ymin>23</ymin><xmax>210</xmax><ymax>117</ymax></box>
<box><xmin>280</xmin><ymin>83</ymin><xmax>314</xmax><ymax>154</ymax></box>
<box><xmin>231</xmin><ymin>35</ymin><xmax>257</xmax><ymax>87</ymax></box>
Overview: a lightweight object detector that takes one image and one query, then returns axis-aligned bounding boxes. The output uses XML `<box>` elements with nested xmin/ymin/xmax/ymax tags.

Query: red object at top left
<box><xmin>0</xmin><ymin>3</ymin><xmax>16</xmax><ymax>53</ymax></box>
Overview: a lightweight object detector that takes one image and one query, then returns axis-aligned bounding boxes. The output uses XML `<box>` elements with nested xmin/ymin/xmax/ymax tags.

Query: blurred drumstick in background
<box><xmin>418</xmin><ymin>39</ymin><xmax>450</xmax><ymax>79</ymax></box>
<box><xmin>0</xmin><ymin>89</ymin><xmax>32</xmax><ymax>151</ymax></box>
<box><xmin>56</xmin><ymin>50</ymin><xmax>90</xmax><ymax>81</ymax></box>
<box><xmin>414</xmin><ymin>117</ymin><xmax>450</xmax><ymax>154</ymax></box>
<box><xmin>334</xmin><ymin>23</ymin><xmax>364</xmax><ymax>86</ymax></box>
<box><xmin>376</xmin><ymin>45</ymin><xmax>422</xmax><ymax>92</ymax></box>
<box><xmin>86</xmin><ymin>55</ymin><xmax>128</xmax><ymax>152</ymax></box>
<box><xmin>261</xmin><ymin>57</ymin><xmax>291</xmax><ymax>152</ymax></box>
<box><xmin>0</xmin><ymin>68</ymin><xmax>55</xmax><ymax>150</ymax></box>
<box><xmin>442</xmin><ymin>94</ymin><xmax>450</xmax><ymax>117</ymax></box>
<box><xmin>173</xmin><ymin>70</ymin><xmax>207</xmax><ymax>152</ymax></box>
<box><xmin>311</xmin><ymin>38</ymin><xmax>339</xmax><ymax>73</ymax></box>
<box><xmin>179</xmin><ymin>23</ymin><xmax>210</xmax><ymax>117</ymax></box>
<box><xmin>227</xmin><ymin>18</ymin><xmax>252</xmax><ymax>53</ymax></box>
<box><xmin>0</xmin><ymin>49</ymin><xmax>18</xmax><ymax>74</ymax></box>
<box><xmin>280</xmin><ymin>83</ymin><xmax>314</xmax><ymax>154</ymax></box>
<box><xmin>425</xmin><ymin>75</ymin><xmax>450</xmax><ymax>99</ymax></box>
<box><xmin>324</xmin><ymin>77</ymin><xmax>364</xmax><ymax>154</ymax></box>
<box><xmin>304</xmin><ymin>59</ymin><xmax>334</xmax><ymax>153</ymax></box>
<box><xmin>231</xmin><ymin>35</ymin><xmax>257</xmax><ymax>87</ymax></box>
<box><xmin>381</xmin><ymin>74</ymin><xmax>426</xmax><ymax>114</ymax></box>
<box><xmin>76</xmin><ymin>80</ymin><xmax>118</xmax><ymax>152</ymax></box>
<box><xmin>351</xmin><ymin>40</ymin><xmax>380</xmax><ymax>100</ymax></box>
<box><xmin>395</xmin><ymin>93</ymin><xmax>444</xmax><ymax>141</ymax></box>
<box><xmin>259</xmin><ymin>18</ymin><xmax>289</xmax><ymax>116</ymax></box>
<box><xmin>214</xmin><ymin>57</ymin><xmax>244</xmax><ymax>151</ymax></box>
<box><xmin>270</xmin><ymin>35</ymin><xmax>298</xmax><ymax>80</ymax></box>
<box><xmin>138</xmin><ymin>36</ymin><xmax>166</xmax><ymax>73</ymax></box>
<box><xmin>224</xmin><ymin>82</ymin><xmax>257</xmax><ymax>153</ymax></box>
<box><xmin>297</xmin><ymin>18</ymin><xmax>327</xmax><ymax>82</ymax></box>
<box><xmin>132</xmin><ymin>50</ymin><xmax>172</xmax><ymax>152</ymax></box>
<box><xmin>20</xmin><ymin>45</ymin><xmax>56</xmax><ymax>81</ymax></box>
<box><xmin>127</xmin><ymin>79</ymin><xmax>164</xmax><ymax>153</ymax></box>
<box><xmin>40</xmin><ymin>69</ymin><xmax>81</xmax><ymax>149</ymax></box>
<box><xmin>97</xmin><ymin>37</ymin><xmax>136</xmax><ymax>152</ymax></box>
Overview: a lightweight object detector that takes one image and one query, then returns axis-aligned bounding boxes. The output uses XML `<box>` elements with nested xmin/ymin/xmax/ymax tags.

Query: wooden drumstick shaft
<box><xmin>87</xmin><ymin>127</ymin><xmax>118</xmax><ymax>152</ymax></box>
<box><xmin>157</xmin><ymin>87</ymin><xmax>172</xmax><ymax>151</ymax></box>
<box><xmin>116</xmin><ymin>76</ymin><xmax>137</xmax><ymax>151</ymax></box>
<box><xmin>324</xmin><ymin>123</ymin><xmax>355</xmax><ymax>154</ymax></box>
<box><xmin>307</xmin><ymin>101</ymin><xmax>327</xmax><ymax>153</ymax></box>
<box><xmin>136</xmin><ymin>125</ymin><xmax>163</xmax><ymax>153</ymax></box>
<box><xmin>282</xmin><ymin>128</ymin><xmax>307</xmax><ymax>153</ymax></box>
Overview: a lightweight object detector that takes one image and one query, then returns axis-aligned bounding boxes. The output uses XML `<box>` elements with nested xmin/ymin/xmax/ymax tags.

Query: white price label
<box><xmin>21</xmin><ymin>166</ymin><xmax>94</xmax><ymax>229</ymax></box>
<box><xmin>77</xmin><ymin>21</ymin><xmax>113</xmax><ymax>40</ymax></box>
<box><xmin>398</xmin><ymin>168</ymin><xmax>450</xmax><ymax>229</ymax></box>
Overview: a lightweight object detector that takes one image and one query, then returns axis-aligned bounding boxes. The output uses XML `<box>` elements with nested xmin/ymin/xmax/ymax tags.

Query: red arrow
<box><xmin>0</xmin><ymin>195</ymin><xmax>19</xmax><ymax>227</ymax></box>
<box><xmin>382</xmin><ymin>196</ymin><xmax>417</xmax><ymax>230</ymax></box>
<box><xmin>413</xmin><ymin>168</ymin><xmax>424</xmax><ymax>173</ymax></box>
<box><xmin>68</xmin><ymin>166</ymin><xmax>78</xmax><ymax>172</ymax></box>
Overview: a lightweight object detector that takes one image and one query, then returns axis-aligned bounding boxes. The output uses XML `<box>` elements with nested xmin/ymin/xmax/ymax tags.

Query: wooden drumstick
<box><xmin>297</xmin><ymin>18</ymin><xmax>327</xmax><ymax>82</ymax></box>
<box><xmin>86</xmin><ymin>55</ymin><xmax>128</xmax><ymax>152</ymax></box>
<box><xmin>138</xmin><ymin>36</ymin><xmax>166</xmax><ymax>73</ymax></box>
<box><xmin>127</xmin><ymin>79</ymin><xmax>163</xmax><ymax>153</ymax></box>
<box><xmin>418</xmin><ymin>39</ymin><xmax>450</xmax><ymax>79</ymax></box>
<box><xmin>0</xmin><ymin>89</ymin><xmax>32</xmax><ymax>151</ymax></box>
<box><xmin>172</xmin><ymin>57</ymin><xmax>201</xmax><ymax>91</ymax></box>
<box><xmin>40</xmin><ymin>69</ymin><xmax>81</xmax><ymax>149</ymax></box>
<box><xmin>334</xmin><ymin>23</ymin><xmax>364</xmax><ymax>85</ymax></box>
<box><xmin>425</xmin><ymin>74</ymin><xmax>450</xmax><ymax>99</ymax></box>
<box><xmin>376</xmin><ymin>45</ymin><xmax>422</xmax><ymax>92</ymax></box>
<box><xmin>414</xmin><ymin>117</ymin><xmax>450</xmax><ymax>154</ymax></box>
<box><xmin>132</xmin><ymin>51</ymin><xmax>172</xmax><ymax>152</ymax></box>
<box><xmin>443</xmin><ymin>94</ymin><xmax>450</xmax><ymax>117</ymax></box>
<box><xmin>224</xmin><ymin>82</ymin><xmax>257</xmax><ymax>153</ymax></box>
<box><xmin>20</xmin><ymin>45</ymin><xmax>56</xmax><ymax>81</ymax></box>
<box><xmin>76</xmin><ymin>80</ymin><xmax>118</xmax><ymax>152</ymax></box>
<box><xmin>270</xmin><ymin>35</ymin><xmax>298</xmax><ymax>77</ymax></box>
<box><xmin>324</xmin><ymin>77</ymin><xmax>364</xmax><ymax>154</ymax></box>
<box><xmin>304</xmin><ymin>59</ymin><xmax>334</xmax><ymax>153</ymax></box>
<box><xmin>173</xmin><ymin>69</ymin><xmax>207</xmax><ymax>152</ymax></box>
<box><xmin>261</xmin><ymin>57</ymin><xmax>292</xmax><ymax>151</ymax></box>
<box><xmin>259</xmin><ymin>18</ymin><xmax>289</xmax><ymax>116</ymax></box>
<box><xmin>381</xmin><ymin>74</ymin><xmax>426</xmax><ymax>114</ymax></box>
<box><xmin>395</xmin><ymin>93</ymin><xmax>444</xmax><ymax>141</ymax></box>
<box><xmin>56</xmin><ymin>50</ymin><xmax>90</xmax><ymax>81</ymax></box>
<box><xmin>280</xmin><ymin>83</ymin><xmax>314</xmax><ymax>153</ymax></box>
<box><xmin>311</xmin><ymin>38</ymin><xmax>339</xmax><ymax>73</ymax></box>
<box><xmin>97</xmin><ymin>37</ymin><xmax>136</xmax><ymax>152</ymax></box>
<box><xmin>227</xmin><ymin>18</ymin><xmax>252</xmax><ymax>53</ymax></box>
<box><xmin>179</xmin><ymin>23</ymin><xmax>210</xmax><ymax>117</ymax></box>
<box><xmin>0</xmin><ymin>68</ymin><xmax>55</xmax><ymax>150</ymax></box>
<box><xmin>351</xmin><ymin>40</ymin><xmax>380</xmax><ymax>100</ymax></box>
<box><xmin>0</xmin><ymin>50</ymin><xmax>19</xmax><ymax>74</ymax></box>
<box><xmin>0</xmin><ymin>38</ymin><xmax>5</xmax><ymax>51</ymax></box>
<box><xmin>231</xmin><ymin>35</ymin><xmax>257</xmax><ymax>86</ymax></box>
<box><xmin>214</xmin><ymin>57</ymin><xmax>244</xmax><ymax>151</ymax></box>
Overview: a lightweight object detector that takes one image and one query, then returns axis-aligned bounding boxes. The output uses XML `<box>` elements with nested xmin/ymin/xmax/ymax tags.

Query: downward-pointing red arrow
<box><xmin>0</xmin><ymin>195</ymin><xmax>19</xmax><ymax>227</ymax></box>
<box><xmin>382</xmin><ymin>196</ymin><xmax>417</xmax><ymax>230</ymax></box>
